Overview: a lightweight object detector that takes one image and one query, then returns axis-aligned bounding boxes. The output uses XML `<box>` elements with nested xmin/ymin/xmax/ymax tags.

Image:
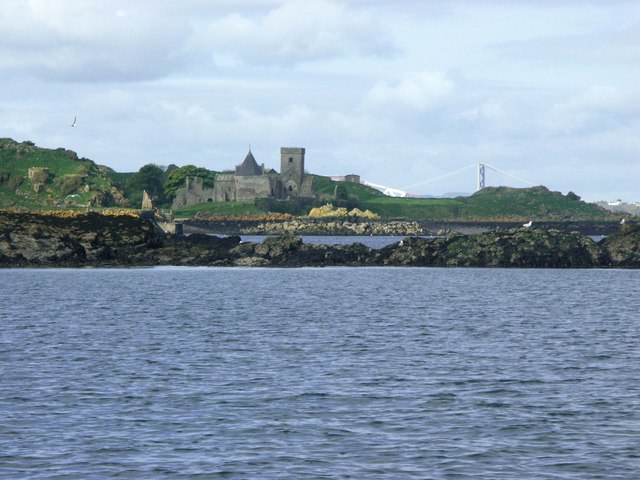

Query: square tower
<box><xmin>280</xmin><ymin>147</ymin><xmax>305</xmax><ymax>193</ymax></box>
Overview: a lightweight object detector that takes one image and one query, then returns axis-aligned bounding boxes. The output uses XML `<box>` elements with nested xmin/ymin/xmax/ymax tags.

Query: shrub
<box><xmin>55</xmin><ymin>174</ymin><xmax>84</xmax><ymax>196</ymax></box>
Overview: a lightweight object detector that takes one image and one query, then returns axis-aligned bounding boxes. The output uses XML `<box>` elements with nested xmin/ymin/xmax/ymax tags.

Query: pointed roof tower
<box><xmin>235</xmin><ymin>150</ymin><xmax>263</xmax><ymax>176</ymax></box>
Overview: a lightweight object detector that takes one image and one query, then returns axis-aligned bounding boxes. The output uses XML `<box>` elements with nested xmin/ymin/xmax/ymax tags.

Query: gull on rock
<box><xmin>523</xmin><ymin>221</ymin><xmax>532</xmax><ymax>228</ymax></box>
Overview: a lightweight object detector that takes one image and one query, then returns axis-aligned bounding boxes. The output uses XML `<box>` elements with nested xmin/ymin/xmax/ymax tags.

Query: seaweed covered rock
<box><xmin>603</xmin><ymin>223</ymin><xmax>640</xmax><ymax>267</ymax></box>
<box><xmin>378</xmin><ymin>228</ymin><xmax>608</xmax><ymax>268</ymax></box>
<box><xmin>0</xmin><ymin>210</ymin><xmax>157</xmax><ymax>266</ymax></box>
<box><xmin>443</xmin><ymin>228</ymin><xmax>607</xmax><ymax>267</ymax></box>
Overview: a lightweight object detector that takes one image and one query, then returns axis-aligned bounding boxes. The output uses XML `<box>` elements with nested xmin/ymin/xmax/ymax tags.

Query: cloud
<box><xmin>543</xmin><ymin>86</ymin><xmax>640</xmax><ymax>136</ymax></box>
<box><xmin>494</xmin><ymin>21</ymin><xmax>640</xmax><ymax>66</ymax></box>
<box><xmin>198</xmin><ymin>0</ymin><xmax>395</xmax><ymax>66</ymax></box>
<box><xmin>363</xmin><ymin>71</ymin><xmax>454</xmax><ymax>111</ymax></box>
<box><xmin>0</xmin><ymin>1</ymin><xmax>192</xmax><ymax>82</ymax></box>
<box><xmin>459</xmin><ymin>100</ymin><xmax>505</xmax><ymax>122</ymax></box>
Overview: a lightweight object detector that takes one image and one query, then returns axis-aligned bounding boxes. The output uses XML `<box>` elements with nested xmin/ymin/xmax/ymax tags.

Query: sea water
<box><xmin>1</xmin><ymin>267</ymin><xmax>638</xmax><ymax>479</ymax></box>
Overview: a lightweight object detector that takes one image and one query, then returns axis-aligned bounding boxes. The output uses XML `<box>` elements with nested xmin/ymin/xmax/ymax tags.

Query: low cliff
<box><xmin>1</xmin><ymin>211</ymin><xmax>638</xmax><ymax>268</ymax></box>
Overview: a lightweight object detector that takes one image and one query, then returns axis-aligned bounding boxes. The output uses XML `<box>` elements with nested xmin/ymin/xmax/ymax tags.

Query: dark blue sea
<box><xmin>1</xmin><ymin>267</ymin><xmax>638</xmax><ymax>479</ymax></box>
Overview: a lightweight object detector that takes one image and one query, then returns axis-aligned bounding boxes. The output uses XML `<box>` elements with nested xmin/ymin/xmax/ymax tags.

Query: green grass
<box><xmin>312</xmin><ymin>175</ymin><xmax>384</xmax><ymax>201</ymax></box>
<box><xmin>360</xmin><ymin>197</ymin><xmax>465</xmax><ymax>219</ymax></box>
<box><xmin>0</xmin><ymin>138</ymin><xmax>121</xmax><ymax>209</ymax></box>
<box><xmin>173</xmin><ymin>201</ymin><xmax>263</xmax><ymax>217</ymax></box>
<box><xmin>458</xmin><ymin>186</ymin><xmax>609</xmax><ymax>220</ymax></box>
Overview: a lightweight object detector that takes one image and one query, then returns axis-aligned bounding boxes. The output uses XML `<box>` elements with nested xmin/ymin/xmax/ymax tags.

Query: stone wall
<box><xmin>173</xmin><ymin>177</ymin><xmax>215</xmax><ymax>208</ymax></box>
<box><xmin>214</xmin><ymin>173</ymin><xmax>236</xmax><ymax>202</ymax></box>
<box><xmin>235</xmin><ymin>175</ymin><xmax>274</xmax><ymax>201</ymax></box>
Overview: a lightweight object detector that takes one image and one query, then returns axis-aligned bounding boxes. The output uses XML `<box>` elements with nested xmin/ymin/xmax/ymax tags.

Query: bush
<box><xmin>6</xmin><ymin>175</ymin><xmax>23</xmax><ymax>191</ymax></box>
<box><xmin>55</xmin><ymin>174</ymin><xmax>84</xmax><ymax>196</ymax></box>
<box><xmin>566</xmin><ymin>191</ymin><xmax>581</xmax><ymax>201</ymax></box>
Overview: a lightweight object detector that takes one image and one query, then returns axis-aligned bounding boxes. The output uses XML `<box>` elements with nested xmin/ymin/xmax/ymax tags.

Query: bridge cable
<box><xmin>484</xmin><ymin>164</ymin><xmax>535</xmax><ymax>187</ymax></box>
<box><xmin>401</xmin><ymin>163</ymin><xmax>477</xmax><ymax>191</ymax></box>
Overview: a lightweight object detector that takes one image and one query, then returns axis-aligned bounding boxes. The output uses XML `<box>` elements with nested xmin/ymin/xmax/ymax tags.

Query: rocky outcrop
<box><xmin>185</xmin><ymin>217</ymin><xmax>427</xmax><ymax>236</ymax></box>
<box><xmin>0</xmin><ymin>211</ymin><xmax>158</xmax><ymax>266</ymax></box>
<box><xmin>602</xmin><ymin>224</ymin><xmax>640</xmax><ymax>267</ymax></box>
<box><xmin>1</xmin><ymin>211</ymin><xmax>638</xmax><ymax>268</ymax></box>
<box><xmin>377</xmin><ymin>229</ymin><xmax>609</xmax><ymax>267</ymax></box>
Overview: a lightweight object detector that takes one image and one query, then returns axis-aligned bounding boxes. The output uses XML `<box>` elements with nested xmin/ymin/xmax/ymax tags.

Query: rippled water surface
<box><xmin>1</xmin><ymin>268</ymin><xmax>639</xmax><ymax>479</ymax></box>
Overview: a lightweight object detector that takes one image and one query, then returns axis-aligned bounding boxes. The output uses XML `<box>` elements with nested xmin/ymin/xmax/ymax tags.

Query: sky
<box><xmin>1</xmin><ymin>0</ymin><xmax>639</xmax><ymax>201</ymax></box>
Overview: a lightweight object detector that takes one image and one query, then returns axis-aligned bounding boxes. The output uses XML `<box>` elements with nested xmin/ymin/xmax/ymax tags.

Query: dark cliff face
<box><xmin>1</xmin><ymin>211</ymin><xmax>638</xmax><ymax>268</ymax></box>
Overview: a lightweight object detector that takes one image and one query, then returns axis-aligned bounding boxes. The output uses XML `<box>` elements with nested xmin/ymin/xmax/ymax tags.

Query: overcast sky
<box><xmin>2</xmin><ymin>0</ymin><xmax>639</xmax><ymax>201</ymax></box>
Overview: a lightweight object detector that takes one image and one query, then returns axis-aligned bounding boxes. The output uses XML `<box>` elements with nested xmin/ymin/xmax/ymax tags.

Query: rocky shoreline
<box><xmin>1</xmin><ymin>211</ymin><xmax>638</xmax><ymax>268</ymax></box>
<box><xmin>183</xmin><ymin>217</ymin><xmax>623</xmax><ymax>237</ymax></box>
<box><xmin>183</xmin><ymin>217</ymin><xmax>428</xmax><ymax>236</ymax></box>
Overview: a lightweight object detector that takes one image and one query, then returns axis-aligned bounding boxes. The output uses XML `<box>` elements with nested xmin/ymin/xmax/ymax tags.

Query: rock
<box><xmin>603</xmin><ymin>223</ymin><xmax>640</xmax><ymax>267</ymax></box>
<box><xmin>234</xmin><ymin>256</ymin><xmax>271</xmax><ymax>267</ymax></box>
<box><xmin>1</xmin><ymin>211</ymin><xmax>639</xmax><ymax>268</ymax></box>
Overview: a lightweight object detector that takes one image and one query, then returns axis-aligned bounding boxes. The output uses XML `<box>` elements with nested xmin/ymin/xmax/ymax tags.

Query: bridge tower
<box><xmin>477</xmin><ymin>163</ymin><xmax>485</xmax><ymax>191</ymax></box>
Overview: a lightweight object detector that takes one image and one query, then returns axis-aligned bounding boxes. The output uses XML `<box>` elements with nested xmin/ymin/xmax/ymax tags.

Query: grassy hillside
<box><xmin>310</xmin><ymin>177</ymin><xmax>610</xmax><ymax>220</ymax></box>
<box><xmin>0</xmin><ymin>138</ymin><xmax>125</xmax><ymax>209</ymax></box>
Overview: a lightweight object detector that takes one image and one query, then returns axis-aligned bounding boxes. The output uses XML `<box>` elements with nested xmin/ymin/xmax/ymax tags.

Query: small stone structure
<box><xmin>345</xmin><ymin>174</ymin><xmax>361</xmax><ymax>184</ymax></box>
<box><xmin>28</xmin><ymin>167</ymin><xmax>50</xmax><ymax>183</ymax></box>
<box><xmin>141</xmin><ymin>190</ymin><xmax>154</xmax><ymax>210</ymax></box>
<box><xmin>28</xmin><ymin>167</ymin><xmax>50</xmax><ymax>192</ymax></box>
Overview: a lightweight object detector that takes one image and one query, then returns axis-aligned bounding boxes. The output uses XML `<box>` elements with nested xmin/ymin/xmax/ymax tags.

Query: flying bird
<box><xmin>70</xmin><ymin>116</ymin><xmax>77</xmax><ymax>127</ymax></box>
<box><xmin>523</xmin><ymin>221</ymin><xmax>532</xmax><ymax>228</ymax></box>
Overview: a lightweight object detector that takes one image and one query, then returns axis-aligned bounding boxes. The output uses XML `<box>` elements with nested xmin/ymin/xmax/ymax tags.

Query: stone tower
<box><xmin>279</xmin><ymin>147</ymin><xmax>305</xmax><ymax>195</ymax></box>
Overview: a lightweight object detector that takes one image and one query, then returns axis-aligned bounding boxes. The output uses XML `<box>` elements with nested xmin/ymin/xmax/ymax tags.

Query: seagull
<box><xmin>70</xmin><ymin>116</ymin><xmax>77</xmax><ymax>127</ymax></box>
<box><xmin>620</xmin><ymin>218</ymin><xmax>626</xmax><ymax>225</ymax></box>
<box><xmin>523</xmin><ymin>221</ymin><xmax>532</xmax><ymax>228</ymax></box>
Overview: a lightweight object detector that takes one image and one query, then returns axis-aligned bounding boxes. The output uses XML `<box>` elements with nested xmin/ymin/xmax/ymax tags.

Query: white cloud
<box><xmin>459</xmin><ymin>100</ymin><xmax>505</xmax><ymax>122</ymax></box>
<box><xmin>543</xmin><ymin>86</ymin><xmax>640</xmax><ymax>136</ymax></box>
<box><xmin>197</xmin><ymin>0</ymin><xmax>394</xmax><ymax>65</ymax></box>
<box><xmin>363</xmin><ymin>71</ymin><xmax>454</xmax><ymax>111</ymax></box>
<box><xmin>0</xmin><ymin>1</ymin><xmax>192</xmax><ymax>81</ymax></box>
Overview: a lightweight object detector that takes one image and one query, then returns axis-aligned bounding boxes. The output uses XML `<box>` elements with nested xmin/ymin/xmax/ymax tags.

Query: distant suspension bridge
<box><xmin>357</xmin><ymin>163</ymin><xmax>536</xmax><ymax>198</ymax></box>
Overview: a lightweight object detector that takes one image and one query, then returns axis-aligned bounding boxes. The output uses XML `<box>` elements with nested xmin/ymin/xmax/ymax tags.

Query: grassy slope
<box><xmin>173</xmin><ymin>201</ymin><xmax>263</xmax><ymax>217</ymax></box>
<box><xmin>0</xmin><ymin>138</ymin><xmax>116</xmax><ymax>208</ymax></box>
<box><xmin>312</xmin><ymin>177</ymin><xmax>610</xmax><ymax>220</ymax></box>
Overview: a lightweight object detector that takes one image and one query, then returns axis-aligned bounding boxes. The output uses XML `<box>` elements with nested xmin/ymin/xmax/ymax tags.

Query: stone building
<box><xmin>172</xmin><ymin>176</ymin><xmax>215</xmax><ymax>209</ymax></box>
<box><xmin>173</xmin><ymin>147</ymin><xmax>314</xmax><ymax>208</ymax></box>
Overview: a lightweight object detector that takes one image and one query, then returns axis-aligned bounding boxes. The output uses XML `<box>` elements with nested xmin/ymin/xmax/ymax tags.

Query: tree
<box><xmin>164</xmin><ymin>165</ymin><xmax>216</xmax><ymax>200</ymax></box>
<box><xmin>566</xmin><ymin>191</ymin><xmax>581</xmax><ymax>202</ymax></box>
<box><xmin>126</xmin><ymin>164</ymin><xmax>166</xmax><ymax>205</ymax></box>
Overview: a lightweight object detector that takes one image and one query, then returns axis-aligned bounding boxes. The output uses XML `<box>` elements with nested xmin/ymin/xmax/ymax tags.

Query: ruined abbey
<box><xmin>172</xmin><ymin>147</ymin><xmax>313</xmax><ymax>209</ymax></box>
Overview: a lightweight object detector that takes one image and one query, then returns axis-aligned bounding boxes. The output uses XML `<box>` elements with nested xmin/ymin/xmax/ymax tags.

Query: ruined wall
<box><xmin>172</xmin><ymin>177</ymin><xmax>215</xmax><ymax>208</ymax></box>
<box><xmin>214</xmin><ymin>173</ymin><xmax>236</xmax><ymax>202</ymax></box>
<box><xmin>235</xmin><ymin>175</ymin><xmax>274</xmax><ymax>201</ymax></box>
